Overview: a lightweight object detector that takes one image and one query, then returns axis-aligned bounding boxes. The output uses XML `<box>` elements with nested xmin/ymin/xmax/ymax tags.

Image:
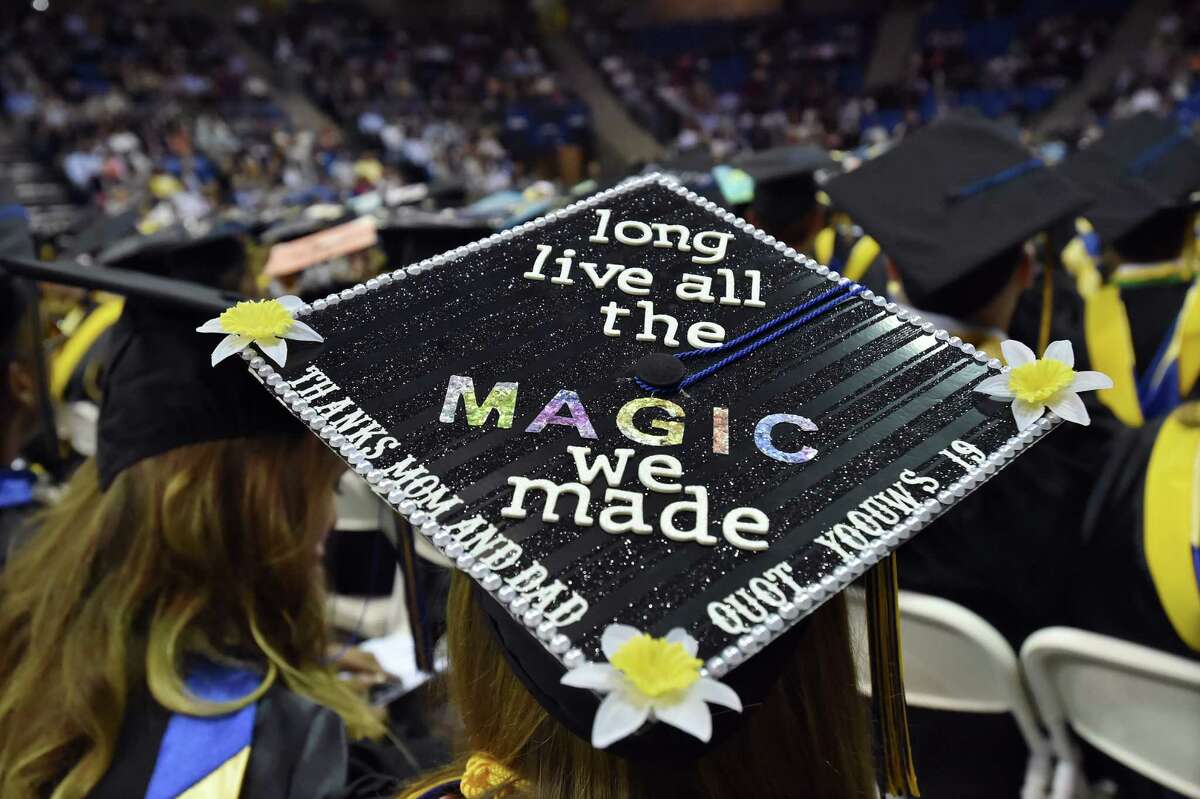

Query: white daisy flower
<box><xmin>560</xmin><ymin>624</ymin><xmax>742</xmax><ymax>748</ymax></box>
<box><xmin>196</xmin><ymin>295</ymin><xmax>323</xmax><ymax>367</ymax></box>
<box><xmin>973</xmin><ymin>339</ymin><xmax>1113</xmax><ymax>430</ymax></box>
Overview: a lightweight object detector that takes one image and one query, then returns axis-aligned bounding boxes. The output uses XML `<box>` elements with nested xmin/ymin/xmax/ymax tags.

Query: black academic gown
<box><xmin>899</xmin><ymin>398</ymin><xmax>1118</xmax><ymax>648</ymax></box>
<box><xmin>90</xmin><ymin>683</ymin><xmax>350</xmax><ymax>799</ymax></box>
<box><xmin>1073</xmin><ymin>416</ymin><xmax>1198</xmax><ymax>660</ymax></box>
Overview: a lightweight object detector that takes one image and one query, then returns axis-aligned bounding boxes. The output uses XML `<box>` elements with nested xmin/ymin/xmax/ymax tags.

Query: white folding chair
<box><xmin>847</xmin><ymin>588</ymin><xmax>1054</xmax><ymax>799</ymax></box>
<box><xmin>1021</xmin><ymin>627</ymin><xmax>1200</xmax><ymax>799</ymax></box>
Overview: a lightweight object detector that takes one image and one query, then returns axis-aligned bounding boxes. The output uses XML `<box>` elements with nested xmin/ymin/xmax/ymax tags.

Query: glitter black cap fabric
<box><xmin>246</xmin><ymin>174</ymin><xmax>1057</xmax><ymax>754</ymax></box>
<box><xmin>824</xmin><ymin>116</ymin><xmax>1091</xmax><ymax>309</ymax></box>
<box><xmin>1056</xmin><ymin>112</ymin><xmax>1200</xmax><ymax>243</ymax></box>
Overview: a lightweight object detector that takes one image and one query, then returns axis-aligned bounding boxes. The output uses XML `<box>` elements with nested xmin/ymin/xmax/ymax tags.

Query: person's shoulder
<box><xmin>241</xmin><ymin>682</ymin><xmax>351</xmax><ymax>799</ymax></box>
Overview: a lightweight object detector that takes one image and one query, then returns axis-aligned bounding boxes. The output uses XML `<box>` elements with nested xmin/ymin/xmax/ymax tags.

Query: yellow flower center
<box><xmin>218</xmin><ymin>300</ymin><xmax>294</xmax><ymax>340</ymax></box>
<box><xmin>609</xmin><ymin>634</ymin><xmax>702</xmax><ymax>698</ymax></box>
<box><xmin>1009</xmin><ymin>358</ymin><xmax>1075</xmax><ymax>404</ymax></box>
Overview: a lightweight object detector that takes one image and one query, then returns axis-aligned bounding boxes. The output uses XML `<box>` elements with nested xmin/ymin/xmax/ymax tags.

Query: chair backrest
<box><xmin>848</xmin><ymin>589</ymin><xmax>1056</xmax><ymax>798</ymax></box>
<box><xmin>848</xmin><ymin>588</ymin><xmax>1031</xmax><ymax>713</ymax></box>
<box><xmin>1021</xmin><ymin>627</ymin><xmax>1200</xmax><ymax>799</ymax></box>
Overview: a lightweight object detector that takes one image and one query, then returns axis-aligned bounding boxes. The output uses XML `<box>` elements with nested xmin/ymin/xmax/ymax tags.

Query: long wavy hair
<box><xmin>403</xmin><ymin>572</ymin><xmax>876</xmax><ymax>799</ymax></box>
<box><xmin>0</xmin><ymin>436</ymin><xmax>384</xmax><ymax>799</ymax></box>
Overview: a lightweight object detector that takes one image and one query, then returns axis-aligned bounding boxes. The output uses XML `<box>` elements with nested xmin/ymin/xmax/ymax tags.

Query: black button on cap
<box><xmin>633</xmin><ymin>353</ymin><xmax>687</xmax><ymax>388</ymax></box>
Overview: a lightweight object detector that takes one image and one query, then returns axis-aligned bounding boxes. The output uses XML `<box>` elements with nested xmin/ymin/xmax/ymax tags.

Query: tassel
<box><xmin>866</xmin><ymin>553</ymin><xmax>920</xmax><ymax>798</ymax></box>
<box><xmin>395</xmin><ymin>518</ymin><xmax>436</xmax><ymax>672</ymax></box>
<box><xmin>1038</xmin><ymin>250</ymin><xmax>1055</xmax><ymax>356</ymax></box>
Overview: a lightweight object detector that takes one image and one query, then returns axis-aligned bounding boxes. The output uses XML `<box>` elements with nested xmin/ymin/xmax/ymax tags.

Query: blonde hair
<box><xmin>0</xmin><ymin>436</ymin><xmax>384</xmax><ymax>799</ymax></box>
<box><xmin>403</xmin><ymin>572</ymin><xmax>876</xmax><ymax>799</ymax></box>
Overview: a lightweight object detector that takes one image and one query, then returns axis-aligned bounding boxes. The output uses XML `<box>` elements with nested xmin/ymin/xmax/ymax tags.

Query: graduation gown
<box><xmin>1083</xmin><ymin>261</ymin><xmax>1199</xmax><ymax>427</ymax></box>
<box><xmin>1073</xmin><ymin>412</ymin><xmax>1200</xmax><ymax>659</ymax></box>
<box><xmin>897</xmin><ymin>320</ymin><xmax>1120</xmax><ymax>648</ymax></box>
<box><xmin>89</xmin><ymin>663</ymin><xmax>350</xmax><ymax>799</ymax></box>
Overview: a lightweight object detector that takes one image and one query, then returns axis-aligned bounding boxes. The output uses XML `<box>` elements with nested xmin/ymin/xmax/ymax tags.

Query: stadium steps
<box><xmin>539</xmin><ymin>33</ymin><xmax>664</xmax><ymax>173</ymax></box>
<box><xmin>865</xmin><ymin>3</ymin><xmax>921</xmax><ymax>91</ymax></box>
<box><xmin>1035</xmin><ymin>0</ymin><xmax>1173</xmax><ymax>137</ymax></box>
<box><xmin>0</xmin><ymin>129</ymin><xmax>82</xmax><ymax>239</ymax></box>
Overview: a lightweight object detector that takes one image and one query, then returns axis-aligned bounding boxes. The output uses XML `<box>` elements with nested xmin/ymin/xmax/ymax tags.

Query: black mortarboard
<box><xmin>1056</xmin><ymin>113</ymin><xmax>1200</xmax><ymax>243</ymax></box>
<box><xmin>824</xmin><ymin>116</ymin><xmax>1091</xmax><ymax>313</ymax></box>
<box><xmin>229</xmin><ymin>174</ymin><xmax>1070</xmax><ymax>783</ymax></box>
<box><xmin>0</xmin><ymin>249</ymin><xmax>300</xmax><ymax>487</ymax></box>
<box><xmin>732</xmin><ymin>145</ymin><xmax>836</xmax><ymax>231</ymax></box>
<box><xmin>64</xmin><ymin>208</ymin><xmax>139</xmax><ymax>258</ymax></box>
<box><xmin>378</xmin><ymin>210</ymin><xmax>495</xmax><ymax>268</ymax></box>
<box><xmin>260</xmin><ymin>215</ymin><xmax>350</xmax><ymax>247</ymax></box>
<box><xmin>98</xmin><ymin>226</ymin><xmax>248</xmax><ymax>290</ymax></box>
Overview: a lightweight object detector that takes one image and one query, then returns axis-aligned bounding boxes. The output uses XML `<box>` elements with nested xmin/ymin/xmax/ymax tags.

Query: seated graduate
<box><xmin>0</xmin><ymin>251</ymin><xmax>385</xmax><ymax>797</ymax></box>
<box><xmin>1056</xmin><ymin>112</ymin><xmax>1200</xmax><ymax>427</ymax></box>
<box><xmin>823</xmin><ymin>115</ymin><xmax>1116</xmax><ymax>646</ymax></box>
<box><xmin>1074</xmin><ymin>400</ymin><xmax>1200</xmax><ymax>660</ymax></box>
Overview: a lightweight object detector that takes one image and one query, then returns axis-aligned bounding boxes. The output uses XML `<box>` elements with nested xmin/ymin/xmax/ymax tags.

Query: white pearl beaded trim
<box><xmin>242</xmin><ymin>172</ymin><xmax>1060</xmax><ymax>679</ymax></box>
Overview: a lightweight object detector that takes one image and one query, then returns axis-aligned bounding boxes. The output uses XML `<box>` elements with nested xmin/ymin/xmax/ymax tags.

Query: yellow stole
<box><xmin>1144</xmin><ymin>409</ymin><xmax>1200</xmax><ymax>652</ymax></box>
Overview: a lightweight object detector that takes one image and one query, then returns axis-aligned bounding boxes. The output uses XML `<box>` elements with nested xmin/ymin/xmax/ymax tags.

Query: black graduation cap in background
<box><xmin>378</xmin><ymin>209</ymin><xmax>495</xmax><ymax>268</ymax></box>
<box><xmin>824</xmin><ymin>116</ymin><xmax>1091</xmax><ymax>313</ymax></box>
<box><xmin>731</xmin><ymin>145</ymin><xmax>836</xmax><ymax>231</ymax></box>
<box><xmin>0</xmin><ymin>243</ymin><xmax>298</xmax><ymax>487</ymax></box>
<box><xmin>260</xmin><ymin>214</ymin><xmax>350</xmax><ymax>246</ymax></box>
<box><xmin>98</xmin><ymin>225</ymin><xmax>248</xmax><ymax>291</ymax></box>
<box><xmin>238</xmin><ymin>172</ymin><xmax>1059</xmax><ymax>784</ymax></box>
<box><xmin>1056</xmin><ymin>112</ymin><xmax>1200</xmax><ymax>243</ymax></box>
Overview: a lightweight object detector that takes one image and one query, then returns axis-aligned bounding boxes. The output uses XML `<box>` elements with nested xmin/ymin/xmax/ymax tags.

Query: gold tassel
<box><xmin>1038</xmin><ymin>238</ymin><xmax>1055</xmax><ymax>356</ymax></box>
<box><xmin>866</xmin><ymin>553</ymin><xmax>920</xmax><ymax>798</ymax></box>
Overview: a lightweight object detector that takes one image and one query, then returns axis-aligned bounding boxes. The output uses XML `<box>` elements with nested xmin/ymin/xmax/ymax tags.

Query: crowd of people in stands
<box><xmin>574</xmin><ymin>0</ymin><xmax>1190</xmax><ymax>161</ymax></box>
<box><xmin>1089</xmin><ymin>1</ymin><xmax>1200</xmax><ymax>125</ymax></box>
<box><xmin>242</xmin><ymin>1</ymin><xmax>591</xmax><ymax>195</ymax></box>
<box><xmin>0</xmin><ymin>0</ymin><xmax>288</xmax><ymax>219</ymax></box>
<box><xmin>0</xmin><ymin>0</ymin><xmax>593</xmax><ymax>227</ymax></box>
<box><xmin>574</xmin><ymin>8</ymin><xmax>875</xmax><ymax>156</ymax></box>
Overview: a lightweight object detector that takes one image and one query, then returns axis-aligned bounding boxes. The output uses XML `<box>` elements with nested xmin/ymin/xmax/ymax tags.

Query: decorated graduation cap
<box><xmin>214</xmin><ymin>173</ymin><xmax>1110</xmax><ymax>793</ymax></box>
<box><xmin>824</xmin><ymin>116</ymin><xmax>1091</xmax><ymax>315</ymax></box>
<box><xmin>1057</xmin><ymin>112</ymin><xmax>1200</xmax><ymax>243</ymax></box>
<box><xmin>0</xmin><ymin>242</ymin><xmax>304</xmax><ymax>487</ymax></box>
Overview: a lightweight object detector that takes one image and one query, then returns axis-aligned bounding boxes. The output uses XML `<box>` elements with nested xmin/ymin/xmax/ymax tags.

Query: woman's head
<box><xmin>0</xmin><ymin>434</ymin><xmax>382</xmax><ymax>799</ymax></box>
<box><xmin>411</xmin><ymin>572</ymin><xmax>875</xmax><ymax>799</ymax></box>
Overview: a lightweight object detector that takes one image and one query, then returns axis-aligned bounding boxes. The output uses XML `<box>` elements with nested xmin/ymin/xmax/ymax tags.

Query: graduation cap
<box><xmin>824</xmin><ymin>116</ymin><xmax>1091</xmax><ymax>315</ymax></box>
<box><xmin>378</xmin><ymin>209</ymin><xmax>496</xmax><ymax>268</ymax></box>
<box><xmin>223</xmin><ymin>173</ymin><xmax>1093</xmax><ymax>792</ymax></box>
<box><xmin>731</xmin><ymin>145</ymin><xmax>836</xmax><ymax>234</ymax></box>
<box><xmin>98</xmin><ymin>225</ymin><xmax>248</xmax><ymax>290</ymax></box>
<box><xmin>1057</xmin><ymin>113</ymin><xmax>1200</xmax><ymax>244</ymax></box>
<box><xmin>0</xmin><ymin>246</ymin><xmax>299</xmax><ymax>487</ymax></box>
